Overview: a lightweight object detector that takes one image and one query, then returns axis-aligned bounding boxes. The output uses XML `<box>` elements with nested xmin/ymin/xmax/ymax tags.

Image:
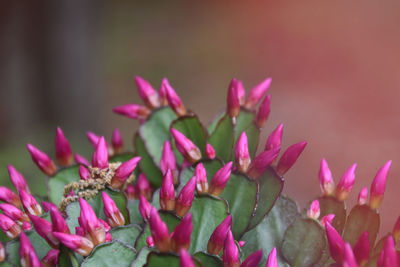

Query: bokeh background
<box><xmin>1</xmin><ymin>1</ymin><xmax>400</xmax><ymax>234</ymax></box>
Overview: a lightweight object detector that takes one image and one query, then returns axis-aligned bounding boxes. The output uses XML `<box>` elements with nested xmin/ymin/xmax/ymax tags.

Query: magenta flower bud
<box><xmin>111</xmin><ymin>128</ymin><xmax>123</xmax><ymax>154</ymax></box>
<box><xmin>136</xmin><ymin>173</ymin><xmax>151</xmax><ymax>199</ymax></box>
<box><xmin>0</xmin><ymin>186</ymin><xmax>21</xmax><ymax>208</ymax></box>
<box><xmin>149</xmin><ymin>207</ymin><xmax>171</xmax><ymax>252</ymax></box>
<box><xmin>139</xmin><ymin>195</ymin><xmax>152</xmax><ymax>222</ymax></box>
<box><xmin>207</xmin><ymin>215</ymin><xmax>232</xmax><ymax>255</ymax></box>
<box><xmin>146</xmin><ymin>235</ymin><xmax>154</xmax><ymax>247</ymax></box>
<box><xmin>125</xmin><ymin>184</ymin><xmax>136</xmax><ymax>200</ymax></box>
<box><xmin>326</xmin><ymin>222</ymin><xmax>345</xmax><ymax>264</ymax></box>
<box><xmin>159</xmin><ymin>81</ymin><xmax>168</xmax><ymax>106</ymax></box>
<box><xmin>75</xmin><ymin>226</ymin><xmax>85</xmax><ymax>237</ymax></box>
<box><xmin>205</xmin><ymin>143</ymin><xmax>216</xmax><ymax>159</ymax></box>
<box><xmin>20</xmin><ymin>190</ymin><xmax>42</xmax><ymax>216</ymax></box>
<box><xmin>105</xmin><ymin>232</ymin><xmax>112</xmax><ymax>243</ymax></box>
<box><xmin>227</xmin><ymin>78</ymin><xmax>240</xmax><ymax>118</ymax></box>
<box><xmin>171</xmin><ymin>128</ymin><xmax>201</xmax><ymax>164</ymax></box>
<box><xmin>240</xmin><ymin>250</ymin><xmax>262</xmax><ymax>267</ymax></box>
<box><xmin>92</xmin><ymin>136</ymin><xmax>109</xmax><ymax>169</ymax></box>
<box><xmin>369</xmin><ymin>160</ymin><xmax>392</xmax><ymax>210</ymax></box>
<box><xmin>0</xmin><ymin>214</ymin><xmax>21</xmax><ymax>239</ymax></box>
<box><xmin>29</xmin><ymin>214</ymin><xmax>59</xmax><ymax>248</ymax></box>
<box><xmin>393</xmin><ymin>216</ymin><xmax>400</xmax><ymax>243</ymax></box>
<box><xmin>111</xmin><ymin>156</ymin><xmax>141</xmax><ymax>189</ymax></box>
<box><xmin>336</xmin><ymin>163</ymin><xmax>357</xmax><ymax>201</ymax></box>
<box><xmin>237</xmin><ymin>80</ymin><xmax>245</xmax><ymax>105</ymax></box>
<box><xmin>238</xmin><ymin>240</ymin><xmax>245</xmax><ymax>247</ymax></box>
<box><xmin>209</xmin><ymin>162</ymin><xmax>233</xmax><ymax>196</ymax></box>
<box><xmin>319</xmin><ymin>214</ymin><xmax>335</xmax><ymax>228</ymax></box>
<box><xmin>102</xmin><ymin>192</ymin><xmax>125</xmax><ymax>227</ymax></box>
<box><xmin>22</xmin><ymin>222</ymin><xmax>31</xmax><ymax>231</ymax></box>
<box><xmin>19</xmin><ymin>231</ymin><xmax>41</xmax><ymax>267</ymax></box>
<box><xmin>42</xmin><ymin>249</ymin><xmax>60</xmax><ymax>266</ymax></box>
<box><xmin>99</xmin><ymin>219</ymin><xmax>111</xmax><ymax>232</ymax></box>
<box><xmin>160</xmin><ymin>170</ymin><xmax>176</xmax><ymax>211</ymax></box>
<box><xmin>383</xmin><ymin>236</ymin><xmax>398</xmax><ymax>267</ymax></box>
<box><xmin>27</xmin><ymin>144</ymin><xmax>57</xmax><ymax>176</ymax></box>
<box><xmin>162</xmin><ymin>78</ymin><xmax>187</xmax><ymax>117</ymax></box>
<box><xmin>179</xmin><ymin>249</ymin><xmax>196</xmax><ymax>267</ymax></box>
<box><xmin>42</xmin><ymin>201</ymin><xmax>58</xmax><ymax>213</ymax></box>
<box><xmin>50</xmin><ymin>208</ymin><xmax>70</xmax><ymax>234</ymax></box>
<box><xmin>134</xmin><ymin>76</ymin><xmax>161</xmax><ymax>109</ymax></box>
<box><xmin>247</xmin><ymin>148</ymin><xmax>280</xmax><ymax>179</ymax></box>
<box><xmin>357</xmin><ymin>187</ymin><xmax>368</xmax><ymax>205</ymax></box>
<box><xmin>277</xmin><ymin>141</ymin><xmax>307</xmax><ymax>175</ymax></box>
<box><xmin>160</xmin><ymin>141</ymin><xmax>177</xmax><ymax>182</ymax></box>
<box><xmin>266</xmin><ymin>247</ymin><xmax>278</xmax><ymax>267</ymax></box>
<box><xmin>113</xmin><ymin>104</ymin><xmax>150</xmax><ymax>120</ymax></box>
<box><xmin>307</xmin><ymin>200</ymin><xmax>320</xmax><ymax>219</ymax></box>
<box><xmin>195</xmin><ymin>163</ymin><xmax>209</xmax><ymax>194</ymax></box>
<box><xmin>0</xmin><ymin>203</ymin><xmax>29</xmax><ymax>225</ymax></box>
<box><xmin>86</xmin><ymin>131</ymin><xmax>101</xmax><ymax>148</ymax></box>
<box><xmin>53</xmin><ymin>232</ymin><xmax>94</xmax><ymax>256</ymax></box>
<box><xmin>79</xmin><ymin>198</ymin><xmax>105</xmax><ymax>246</ymax></box>
<box><xmin>343</xmin><ymin>243</ymin><xmax>358</xmax><ymax>267</ymax></box>
<box><xmin>74</xmin><ymin>153</ymin><xmax>90</xmax><ymax>167</ymax></box>
<box><xmin>255</xmin><ymin>94</ymin><xmax>271</xmax><ymax>128</ymax></box>
<box><xmin>175</xmin><ymin>177</ymin><xmax>196</xmax><ymax>217</ymax></box>
<box><xmin>79</xmin><ymin>165</ymin><xmax>91</xmax><ymax>181</ymax></box>
<box><xmin>7</xmin><ymin>165</ymin><xmax>30</xmax><ymax>193</ymax></box>
<box><xmin>265</xmin><ymin>123</ymin><xmax>283</xmax><ymax>152</ymax></box>
<box><xmin>244</xmin><ymin>77</ymin><xmax>272</xmax><ymax>109</ymax></box>
<box><xmin>235</xmin><ymin>132</ymin><xmax>251</xmax><ymax>173</ymax></box>
<box><xmin>55</xmin><ymin>127</ymin><xmax>73</xmax><ymax>166</ymax></box>
<box><xmin>171</xmin><ymin>213</ymin><xmax>193</xmax><ymax>252</ymax></box>
<box><xmin>0</xmin><ymin>242</ymin><xmax>5</xmax><ymax>262</ymax></box>
<box><xmin>222</xmin><ymin>230</ymin><xmax>239</xmax><ymax>267</ymax></box>
<box><xmin>353</xmin><ymin>231</ymin><xmax>370</xmax><ymax>266</ymax></box>
<box><xmin>319</xmin><ymin>158</ymin><xmax>335</xmax><ymax>196</ymax></box>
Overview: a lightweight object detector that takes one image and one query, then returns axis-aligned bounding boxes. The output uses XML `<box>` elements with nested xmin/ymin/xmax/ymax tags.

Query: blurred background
<box><xmin>1</xmin><ymin>1</ymin><xmax>400</xmax><ymax>233</ymax></box>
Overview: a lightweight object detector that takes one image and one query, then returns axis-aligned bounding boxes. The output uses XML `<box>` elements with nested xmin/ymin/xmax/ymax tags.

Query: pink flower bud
<box><xmin>27</xmin><ymin>144</ymin><xmax>57</xmax><ymax>176</ymax></box>
<box><xmin>343</xmin><ymin>243</ymin><xmax>358</xmax><ymax>267</ymax></box>
<box><xmin>149</xmin><ymin>207</ymin><xmax>171</xmax><ymax>252</ymax></box>
<box><xmin>136</xmin><ymin>174</ymin><xmax>151</xmax><ymax>200</ymax></box>
<box><xmin>266</xmin><ymin>247</ymin><xmax>278</xmax><ymax>267</ymax></box>
<box><xmin>222</xmin><ymin>230</ymin><xmax>239</xmax><ymax>267</ymax></box>
<box><xmin>125</xmin><ymin>184</ymin><xmax>137</xmax><ymax>200</ymax></box>
<box><xmin>307</xmin><ymin>200</ymin><xmax>320</xmax><ymax>219</ymax></box>
<box><xmin>53</xmin><ymin>232</ymin><xmax>94</xmax><ymax>256</ymax></box>
<box><xmin>205</xmin><ymin>143</ymin><xmax>216</xmax><ymax>159</ymax></box>
<box><xmin>29</xmin><ymin>214</ymin><xmax>59</xmax><ymax>248</ymax></box>
<box><xmin>79</xmin><ymin>198</ymin><xmax>105</xmax><ymax>246</ymax></box>
<box><xmin>134</xmin><ymin>76</ymin><xmax>161</xmax><ymax>109</ymax></box>
<box><xmin>0</xmin><ymin>203</ymin><xmax>29</xmax><ymax>225</ymax></box>
<box><xmin>99</xmin><ymin>219</ymin><xmax>111</xmax><ymax>232</ymax></box>
<box><xmin>247</xmin><ymin>148</ymin><xmax>280</xmax><ymax>179</ymax></box>
<box><xmin>175</xmin><ymin>177</ymin><xmax>196</xmax><ymax>217</ymax></box>
<box><xmin>0</xmin><ymin>214</ymin><xmax>21</xmax><ymax>239</ymax></box>
<box><xmin>171</xmin><ymin>213</ymin><xmax>193</xmax><ymax>252</ymax></box>
<box><xmin>162</xmin><ymin>78</ymin><xmax>187</xmax><ymax>117</ymax></box>
<box><xmin>42</xmin><ymin>201</ymin><xmax>58</xmax><ymax>213</ymax></box>
<box><xmin>244</xmin><ymin>77</ymin><xmax>272</xmax><ymax>109</ymax></box>
<box><xmin>235</xmin><ymin>132</ymin><xmax>251</xmax><ymax>173</ymax></box>
<box><xmin>255</xmin><ymin>94</ymin><xmax>271</xmax><ymax>128</ymax></box>
<box><xmin>195</xmin><ymin>163</ymin><xmax>208</xmax><ymax>194</ymax></box>
<box><xmin>113</xmin><ymin>104</ymin><xmax>150</xmax><ymax>120</ymax></box>
<box><xmin>265</xmin><ymin>123</ymin><xmax>283</xmax><ymax>152</ymax></box>
<box><xmin>383</xmin><ymin>236</ymin><xmax>398</xmax><ymax>267</ymax></box>
<box><xmin>238</xmin><ymin>241</ymin><xmax>245</xmax><ymax>247</ymax></box>
<box><xmin>55</xmin><ymin>127</ymin><xmax>73</xmax><ymax>166</ymax></box>
<box><xmin>74</xmin><ymin>153</ymin><xmax>90</xmax><ymax>166</ymax></box>
<box><xmin>50</xmin><ymin>208</ymin><xmax>70</xmax><ymax>234</ymax></box>
<box><xmin>358</xmin><ymin>187</ymin><xmax>368</xmax><ymax>205</ymax></box>
<box><xmin>0</xmin><ymin>186</ymin><xmax>21</xmax><ymax>208</ymax></box>
<box><xmin>111</xmin><ymin>128</ymin><xmax>123</xmax><ymax>154</ymax></box>
<box><xmin>353</xmin><ymin>231</ymin><xmax>369</xmax><ymax>266</ymax></box>
<box><xmin>393</xmin><ymin>216</ymin><xmax>400</xmax><ymax>243</ymax></box>
<box><xmin>179</xmin><ymin>249</ymin><xmax>196</xmax><ymax>267</ymax></box>
<box><xmin>102</xmin><ymin>192</ymin><xmax>125</xmax><ymax>227</ymax></box>
<box><xmin>159</xmin><ymin>81</ymin><xmax>168</xmax><ymax>106</ymax></box>
<box><xmin>42</xmin><ymin>249</ymin><xmax>60</xmax><ymax>266</ymax></box>
<box><xmin>160</xmin><ymin>170</ymin><xmax>175</xmax><ymax>211</ymax></box>
<box><xmin>207</xmin><ymin>215</ymin><xmax>232</xmax><ymax>255</ymax></box>
<box><xmin>240</xmin><ymin>250</ymin><xmax>262</xmax><ymax>267</ymax></box>
<box><xmin>75</xmin><ymin>226</ymin><xmax>85</xmax><ymax>237</ymax></box>
<box><xmin>160</xmin><ymin>141</ymin><xmax>177</xmax><ymax>182</ymax></box>
<box><xmin>171</xmin><ymin>128</ymin><xmax>201</xmax><ymax>164</ymax></box>
<box><xmin>139</xmin><ymin>195</ymin><xmax>152</xmax><ymax>222</ymax></box>
<box><xmin>336</xmin><ymin>163</ymin><xmax>357</xmax><ymax>201</ymax></box>
<box><xmin>0</xmin><ymin>242</ymin><xmax>5</xmax><ymax>262</ymax></box>
<box><xmin>22</xmin><ymin>221</ymin><xmax>31</xmax><ymax>231</ymax></box>
<box><xmin>19</xmin><ymin>232</ymin><xmax>41</xmax><ymax>267</ymax></box>
<box><xmin>319</xmin><ymin>214</ymin><xmax>335</xmax><ymax>228</ymax></box>
<box><xmin>276</xmin><ymin>141</ymin><xmax>307</xmax><ymax>175</ymax></box>
<box><xmin>325</xmin><ymin>222</ymin><xmax>345</xmax><ymax>264</ymax></box>
<box><xmin>7</xmin><ymin>165</ymin><xmax>30</xmax><ymax>193</ymax></box>
<box><xmin>319</xmin><ymin>158</ymin><xmax>335</xmax><ymax>196</ymax></box>
<box><xmin>79</xmin><ymin>165</ymin><xmax>91</xmax><ymax>181</ymax></box>
<box><xmin>146</xmin><ymin>236</ymin><xmax>154</xmax><ymax>247</ymax></box>
<box><xmin>20</xmin><ymin>190</ymin><xmax>42</xmax><ymax>216</ymax></box>
<box><xmin>237</xmin><ymin>80</ymin><xmax>245</xmax><ymax>105</ymax></box>
<box><xmin>209</xmin><ymin>162</ymin><xmax>232</xmax><ymax>196</ymax></box>
<box><xmin>227</xmin><ymin>78</ymin><xmax>240</xmax><ymax>118</ymax></box>
<box><xmin>369</xmin><ymin>160</ymin><xmax>392</xmax><ymax>210</ymax></box>
<box><xmin>111</xmin><ymin>156</ymin><xmax>141</xmax><ymax>189</ymax></box>
<box><xmin>92</xmin><ymin>136</ymin><xmax>109</xmax><ymax>169</ymax></box>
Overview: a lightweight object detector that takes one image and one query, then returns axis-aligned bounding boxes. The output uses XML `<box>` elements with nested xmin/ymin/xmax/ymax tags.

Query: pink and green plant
<box><xmin>0</xmin><ymin>76</ymin><xmax>395</xmax><ymax>266</ymax></box>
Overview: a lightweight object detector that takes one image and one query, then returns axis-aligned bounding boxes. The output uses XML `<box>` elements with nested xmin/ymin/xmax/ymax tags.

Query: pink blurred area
<box><xmin>1</xmin><ymin>1</ymin><xmax>400</xmax><ymax>233</ymax></box>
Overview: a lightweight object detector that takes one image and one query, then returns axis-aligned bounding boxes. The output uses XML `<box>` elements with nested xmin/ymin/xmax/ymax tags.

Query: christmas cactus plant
<box><xmin>0</xmin><ymin>76</ymin><xmax>396</xmax><ymax>266</ymax></box>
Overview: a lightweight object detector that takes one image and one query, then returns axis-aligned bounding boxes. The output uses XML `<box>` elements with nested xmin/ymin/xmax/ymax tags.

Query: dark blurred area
<box><xmin>1</xmin><ymin>1</ymin><xmax>400</xmax><ymax>233</ymax></box>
